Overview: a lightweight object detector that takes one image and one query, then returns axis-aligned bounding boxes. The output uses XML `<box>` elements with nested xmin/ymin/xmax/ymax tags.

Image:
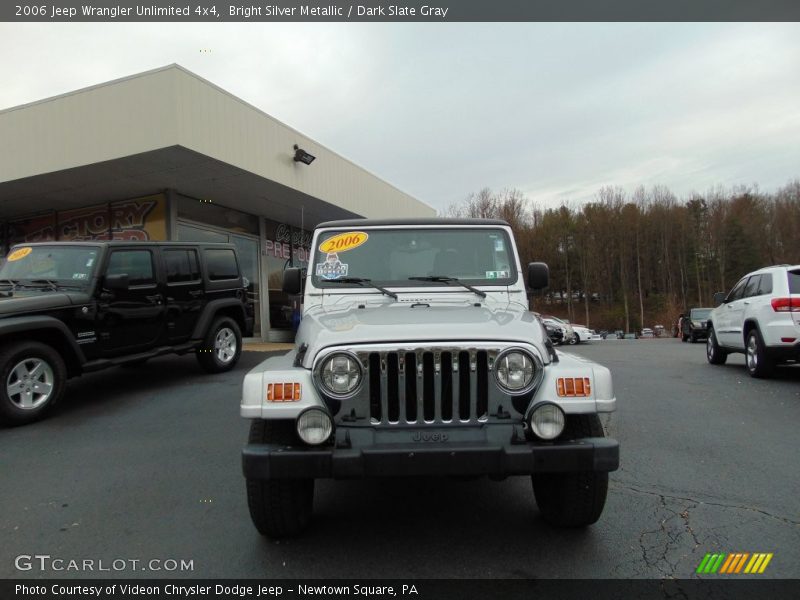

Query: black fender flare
<box><xmin>0</xmin><ymin>316</ymin><xmax>87</xmax><ymax>364</ymax></box>
<box><xmin>191</xmin><ymin>298</ymin><xmax>247</xmax><ymax>340</ymax></box>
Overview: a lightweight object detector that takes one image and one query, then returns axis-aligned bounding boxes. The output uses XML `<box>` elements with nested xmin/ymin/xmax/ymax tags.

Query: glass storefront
<box><xmin>263</xmin><ymin>220</ymin><xmax>311</xmax><ymax>338</ymax></box>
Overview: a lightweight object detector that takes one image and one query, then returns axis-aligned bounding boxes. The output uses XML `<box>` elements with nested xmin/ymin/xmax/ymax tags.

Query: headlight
<box><xmin>494</xmin><ymin>348</ymin><xmax>538</xmax><ymax>394</ymax></box>
<box><xmin>529</xmin><ymin>403</ymin><xmax>565</xmax><ymax>440</ymax></box>
<box><xmin>316</xmin><ymin>352</ymin><xmax>363</xmax><ymax>398</ymax></box>
<box><xmin>692</xmin><ymin>320</ymin><xmax>702</xmax><ymax>327</ymax></box>
<box><xmin>296</xmin><ymin>408</ymin><xmax>333</xmax><ymax>445</ymax></box>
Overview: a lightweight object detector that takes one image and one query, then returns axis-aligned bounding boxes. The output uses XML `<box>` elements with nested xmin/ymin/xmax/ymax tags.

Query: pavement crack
<box><xmin>612</xmin><ymin>482</ymin><xmax>800</xmax><ymax>526</ymax></box>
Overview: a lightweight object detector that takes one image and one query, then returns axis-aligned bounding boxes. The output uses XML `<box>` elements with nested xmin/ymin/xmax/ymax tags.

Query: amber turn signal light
<box><xmin>556</xmin><ymin>377</ymin><xmax>591</xmax><ymax>397</ymax></box>
<box><xmin>267</xmin><ymin>382</ymin><xmax>302</xmax><ymax>402</ymax></box>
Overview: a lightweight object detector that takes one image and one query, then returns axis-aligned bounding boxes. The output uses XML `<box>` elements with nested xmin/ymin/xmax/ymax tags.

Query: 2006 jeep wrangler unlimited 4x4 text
<box><xmin>0</xmin><ymin>241</ymin><xmax>253</xmax><ymax>426</ymax></box>
<box><xmin>241</xmin><ymin>219</ymin><xmax>618</xmax><ymax>536</ymax></box>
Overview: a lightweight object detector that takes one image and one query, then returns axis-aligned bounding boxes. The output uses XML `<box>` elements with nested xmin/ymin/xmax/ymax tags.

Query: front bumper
<box><xmin>242</xmin><ymin>434</ymin><xmax>619</xmax><ymax>480</ymax></box>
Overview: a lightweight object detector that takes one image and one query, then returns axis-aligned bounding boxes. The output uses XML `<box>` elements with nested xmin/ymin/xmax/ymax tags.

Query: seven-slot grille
<box><xmin>356</xmin><ymin>348</ymin><xmax>498</xmax><ymax>426</ymax></box>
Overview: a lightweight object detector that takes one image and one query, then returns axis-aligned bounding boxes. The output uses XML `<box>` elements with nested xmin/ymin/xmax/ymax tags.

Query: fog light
<box><xmin>296</xmin><ymin>409</ymin><xmax>333</xmax><ymax>445</ymax></box>
<box><xmin>529</xmin><ymin>403</ymin><xmax>565</xmax><ymax>440</ymax></box>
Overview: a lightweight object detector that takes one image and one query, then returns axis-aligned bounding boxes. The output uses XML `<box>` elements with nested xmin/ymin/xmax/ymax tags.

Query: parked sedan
<box><xmin>571</xmin><ymin>324</ymin><xmax>594</xmax><ymax>343</ymax></box>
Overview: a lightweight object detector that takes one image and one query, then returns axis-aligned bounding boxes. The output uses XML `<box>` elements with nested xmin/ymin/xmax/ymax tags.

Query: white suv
<box><xmin>706</xmin><ymin>265</ymin><xmax>800</xmax><ymax>378</ymax></box>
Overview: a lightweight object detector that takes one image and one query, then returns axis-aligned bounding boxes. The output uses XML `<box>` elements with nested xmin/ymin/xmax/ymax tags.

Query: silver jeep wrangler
<box><xmin>241</xmin><ymin>218</ymin><xmax>618</xmax><ymax>537</ymax></box>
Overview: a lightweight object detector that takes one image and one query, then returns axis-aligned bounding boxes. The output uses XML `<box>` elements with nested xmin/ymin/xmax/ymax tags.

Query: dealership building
<box><xmin>0</xmin><ymin>64</ymin><xmax>435</xmax><ymax>341</ymax></box>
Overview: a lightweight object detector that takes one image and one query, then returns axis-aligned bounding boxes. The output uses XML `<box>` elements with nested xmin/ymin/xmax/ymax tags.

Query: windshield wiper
<box><xmin>326</xmin><ymin>277</ymin><xmax>398</xmax><ymax>300</ymax></box>
<box><xmin>408</xmin><ymin>275</ymin><xmax>487</xmax><ymax>298</ymax></box>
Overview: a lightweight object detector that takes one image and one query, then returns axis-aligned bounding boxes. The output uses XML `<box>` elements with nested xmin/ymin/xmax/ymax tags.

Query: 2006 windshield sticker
<box><xmin>318</xmin><ymin>231</ymin><xmax>368</xmax><ymax>254</ymax></box>
<box><xmin>7</xmin><ymin>247</ymin><xmax>32</xmax><ymax>261</ymax></box>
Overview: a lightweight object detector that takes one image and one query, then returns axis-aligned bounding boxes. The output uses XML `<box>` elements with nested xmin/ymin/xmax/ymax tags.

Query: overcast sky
<box><xmin>1</xmin><ymin>22</ymin><xmax>799</xmax><ymax>212</ymax></box>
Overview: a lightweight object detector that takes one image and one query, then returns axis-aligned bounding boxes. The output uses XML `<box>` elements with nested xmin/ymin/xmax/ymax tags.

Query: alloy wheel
<box><xmin>214</xmin><ymin>327</ymin><xmax>237</xmax><ymax>363</ymax></box>
<box><xmin>6</xmin><ymin>358</ymin><xmax>55</xmax><ymax>410</ymax></box>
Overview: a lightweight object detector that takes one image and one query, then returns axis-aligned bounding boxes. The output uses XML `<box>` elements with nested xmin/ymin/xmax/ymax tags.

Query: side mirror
<box><xmin>713</xmin><ymin>292</ymin><xmax>727</xmax><ymax>306</ymax></box>
<box><xmin>104</xmin><ymin>273</ymin><xmax>129</xmax><ymax>291</ymax></box>
<box><xmin>282</xmin><ymin>267</ymin><xmax>303</xmax><ymax>295</ymax></box>
<box><xmin>527</xmin><ymin>262</ymin><xmax>549</xmax><ymax>291</ymax></box>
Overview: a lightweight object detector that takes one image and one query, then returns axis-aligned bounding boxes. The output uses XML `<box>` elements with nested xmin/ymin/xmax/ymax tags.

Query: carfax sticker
<box><xmin>315</xmin><ymin>253</ymin><xmax>349</xmax><ymax>280</ymax></box>
<box><xmin>318</xmin><ymin>231</ymin><xmax>368</xmax><ymax>254</ymax></box>
<box><xmin>7</xmin><ymin>247</ymin><xmax>32</xmax><ymax>261</ymax></box>
<box><xmin>485</xmin><ymin>270</ymin><xmax>509</xmax><ymax>279</ymax></box>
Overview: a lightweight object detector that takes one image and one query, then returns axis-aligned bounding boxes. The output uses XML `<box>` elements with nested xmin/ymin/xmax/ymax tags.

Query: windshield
<box><xmin>311</xmin><ymin>228</ymin><xmax>516</xmax><ymax>287</ymax></box>
<box><xmin>0</xmin><ymin>245</ymin><xmax>99</xmax><ymax>286</ymax></box>
<box><xmin>690</xmin><ymin>308</ymin><xmax>712</xmax><ymax>319</ymax></box>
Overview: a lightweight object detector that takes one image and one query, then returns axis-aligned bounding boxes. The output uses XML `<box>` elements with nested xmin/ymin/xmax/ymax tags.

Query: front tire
<box><xmin>0</xmin><ymin>342</ymin><xmax>67</xmax><ymax>426</ymax></box>
<box><xmin>532</xmin><ymin>414</ymin><xmax>609</xmax><ymax>527</ymax></box>
<box><xmin>568</xmin><ymin>333</ymin><xmax>578</xmax><ymax>345</ymax></box>
<box><xmin>246</xmin><ymin>420</ymin><xmax>314</xmax><ymax>538</ymax></box>
<box><xmin>746</xmin><ymin>328</ymin><xmax>774</xmax><ymax>378</ymax></box>
<box><xmin>196</xmin><ymin>317</ymin><xmax>242</xmax><ymax>373</ymax></box>
<box><xmin>706</xmin><ymin>327</ymin><xmax>727</xmax><ymax>365</ymax></box>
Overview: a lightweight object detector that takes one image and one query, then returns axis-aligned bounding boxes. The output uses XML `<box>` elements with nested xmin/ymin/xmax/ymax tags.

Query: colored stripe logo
<box><xmin>696</xmin><ymin>552</ymin><xmax>773</xmax><ymax>574</ymax></box>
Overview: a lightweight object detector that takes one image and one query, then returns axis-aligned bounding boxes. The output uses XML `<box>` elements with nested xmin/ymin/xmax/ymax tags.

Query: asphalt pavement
<box><xmin>1</xmin><ymin>340</ymin><xmax>798</xmax><ymax>579</ymax></box>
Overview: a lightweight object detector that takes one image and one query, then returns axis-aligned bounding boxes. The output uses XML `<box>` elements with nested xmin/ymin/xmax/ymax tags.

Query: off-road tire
<box><xmin>196</xmin><ymin>317</ymin><xmax>242</xmax><ymax>373</ymax></box>
<box><xmin>746</xmin><ymin>328</ymin><xmax>774</xmax><ymax>379</ymax></box>
<box><xmin>246</xmin><ymin>420</ymin><xmax>315</xmax><ymax>538</ymax></box>
<box><xmin>532</xmin><ymin>414</ymin><xmax>609</xmax><ymax>528</ymax></box>
<box><xmin>706</xmin><ymin>327</ymin><xmax>727</xmax><ymax>365</ymax></box>
<box><xmin>0</xmin><ymin>341</ymin><xmax>67</xmax><ymax>426</ymax></box>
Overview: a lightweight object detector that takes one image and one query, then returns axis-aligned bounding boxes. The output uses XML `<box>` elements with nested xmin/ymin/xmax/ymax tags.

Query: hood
<box><xmin>296</xmin><ymin>302</ymin><xmax>549</xmax><ymax>367</ymax></box>
<box><xmin>0</xmin><ymin>290</ymin><xmax>91</xmax><ymax>316</ymax></box>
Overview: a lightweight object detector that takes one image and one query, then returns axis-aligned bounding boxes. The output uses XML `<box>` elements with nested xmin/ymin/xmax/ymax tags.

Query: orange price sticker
<box><xmin>7</xmin><ymin>247</ymin><xmax>32</xmax><ymax>262</ymax></box>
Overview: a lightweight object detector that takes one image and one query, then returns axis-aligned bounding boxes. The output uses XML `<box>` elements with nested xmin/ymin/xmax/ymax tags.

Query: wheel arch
<box><xmin>0</xmin><ymin>317</ymin><xmax>85</xmax><ymax>377</ymax></box>
<box><xmin>742</xmin><ymin>318</ymin><xmax>759</xmax><ymax>343</ymax></box>
<box><xmin>191</xmin><ymin>299</ymin><xmax>247</xmax><ymax>340</ymax></box>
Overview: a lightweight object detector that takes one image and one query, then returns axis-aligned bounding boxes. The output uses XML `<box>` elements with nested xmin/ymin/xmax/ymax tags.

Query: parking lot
<box><xmin>1</xmin><ymin>339</ymin><xmax>798</xmax><ymax>579</ymax></box>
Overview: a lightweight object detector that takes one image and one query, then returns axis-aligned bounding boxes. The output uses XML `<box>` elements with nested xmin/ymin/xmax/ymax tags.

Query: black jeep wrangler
<box><xmin>0</xmin><ymin>241</ymin><xmax>254</xmax><ymax>425</ymax></box>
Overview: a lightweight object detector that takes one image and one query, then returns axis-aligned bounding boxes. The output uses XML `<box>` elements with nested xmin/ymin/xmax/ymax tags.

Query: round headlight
<box><xmin>317</xmin><ymin>352</ymin><xmax>362</xmax><ymax>398</ymax></box>
<box><xmin>494</xmin><ymin>349</ymin><xmax>537</xmax><ymax>394</ymax></box>
<box><xmin>296</xmin><ymin>408</ymin><xmax>333</xmax><ymax>445</ymax></box>
<box><xmin>529</xmin><ymin>403</ymin><xmax>565</xmax><ymax>440</ymax></box>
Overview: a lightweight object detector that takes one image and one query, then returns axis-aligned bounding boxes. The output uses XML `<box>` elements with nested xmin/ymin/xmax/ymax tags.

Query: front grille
<box><xmin>360</xmin><ymin>349</ymin><xmax>493</xmax><ymax>425</ymax></box>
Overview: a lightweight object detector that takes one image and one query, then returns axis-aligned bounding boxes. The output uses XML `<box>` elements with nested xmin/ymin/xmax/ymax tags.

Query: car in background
<box><xmin>706</xmin><ymin>264</ymin><xmax>800</xmax><ymax>378</ymax></box>
<box><xmin>640</xmin><ymin>328</ymin><xmax>654</xmax><ymax>338</ymax></box>
<box><xmin>681</xmin><ymin>308</ymin><xmax>713</xmax><ymax>343</ymax></box>
<box><xmin>654</xmin><ymin>324</ymin><xmax>665</xmax><ymax>337</ymax></box>
<box><xmin>571</xmin><ymin>324</ymin><xmax>594</xmax><ymax>343</ymax></box>
<box><xmin>542</xmin><ymin>320</ymin><xmax>565</xmax><ymax>345</ymax></box>
<box><xmin>542</xmin><ymin>315</ymin><xmax>576</xmax><ymax>345</ymax></box>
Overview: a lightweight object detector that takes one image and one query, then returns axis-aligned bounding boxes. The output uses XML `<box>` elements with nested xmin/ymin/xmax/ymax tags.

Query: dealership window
<box><xmin>263</xmin><ymin>219</ymin><xmax>311</xmax><ymax>333</ymax></box>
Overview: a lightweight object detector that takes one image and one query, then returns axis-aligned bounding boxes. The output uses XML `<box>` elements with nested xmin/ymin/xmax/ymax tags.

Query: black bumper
<box><xmin>242</xmin><ymin>437</ymin><xmax>619</xmax><ymax>480</ymax></box>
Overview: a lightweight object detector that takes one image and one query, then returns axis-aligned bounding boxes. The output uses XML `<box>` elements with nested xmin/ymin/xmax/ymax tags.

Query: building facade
<box><xmin>0</xmin><ymin>65</ymin><xmax>435</xmax><ymax>341</ymax></box>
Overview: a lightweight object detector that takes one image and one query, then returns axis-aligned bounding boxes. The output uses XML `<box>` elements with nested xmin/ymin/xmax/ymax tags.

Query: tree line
<box><xmin>445</xmin><ymin>181</ymin><xmax>800</xmax><ymax>332</ymax></box>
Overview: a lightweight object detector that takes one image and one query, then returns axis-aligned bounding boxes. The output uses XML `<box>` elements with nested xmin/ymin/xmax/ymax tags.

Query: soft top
<box><xmin>316</xmin><ymin>217</ymin><xmax>510</xmax><ymax>228</ymax></box>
